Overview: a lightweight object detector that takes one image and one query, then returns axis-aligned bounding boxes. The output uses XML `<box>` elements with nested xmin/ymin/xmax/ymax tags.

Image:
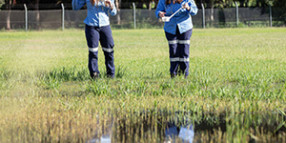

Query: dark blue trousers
<box><xmin>165</xmin><ymin>28</ymin><xmax>192</xmax><ymax>77</ymax></box>
<box><xmin>85</xmin><ymin>25</ymin><xmax>115</xmax><ymax>78</ymax></box>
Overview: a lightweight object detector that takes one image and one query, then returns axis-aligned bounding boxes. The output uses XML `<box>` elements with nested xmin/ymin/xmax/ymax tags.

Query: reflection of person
<box><xmin>72</xmin><ymin>0</ymin><xmax>117</xmax><ymax>79</ymax></box>
<box><xmin>155</xmin><ymin>0</ymin><xmax>198</xmax><ymax>78</ymax></box>
<box><xmin>165</xmin><ymin>123</ymin><xmax>194</xmax><ymax>143</ymax></box>
<box><xmin>88</xmin><ymin>117</ymin><xmax>113</xmax><ymax>143</ymax></box>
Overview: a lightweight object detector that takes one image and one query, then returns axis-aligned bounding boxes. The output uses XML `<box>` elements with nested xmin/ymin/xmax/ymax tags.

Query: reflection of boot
<box><xmin>179</xmin><ymin>117</ymin><xmax>194</xmax><ymax>143</ymax></box>
<box><xmin>165</xmin><ymin>124</ymin><xmax>179</xmax><ymax>142</ymax></box>
<box><xmin>178</xmin><ymin>125</ymin><xmax>194</xmax><ymax>142</ymax></box>
<box><xmin>88</xmin><ymin>116</ymin><xmax>113</xmax><ymax>143</ymax></box>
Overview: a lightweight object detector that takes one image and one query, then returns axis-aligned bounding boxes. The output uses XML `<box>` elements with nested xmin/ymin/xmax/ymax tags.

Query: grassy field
<box><xmin>0</xmin><ymin>28</ymin><xmax>286</xmax><ymax>143</ymax></box>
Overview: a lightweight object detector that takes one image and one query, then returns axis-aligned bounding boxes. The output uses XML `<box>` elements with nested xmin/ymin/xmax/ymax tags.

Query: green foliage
<box><xmin>0</xmin><ymin>0</ymin><xmax>4</xmax><ymax>8</ymax></box>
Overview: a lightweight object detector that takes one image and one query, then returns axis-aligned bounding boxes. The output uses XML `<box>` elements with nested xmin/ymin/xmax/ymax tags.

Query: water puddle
<box><xmin>86</xmin><ymin>110</ymin><xmax>218</xmax><ymax>143</ymax></box>
<box><xmin>88</xmin><ymin>118</ymin><xmax>196</xmax><ymax>143</ymax></box>
<box><xmin>85</xmin><ymin>109</ymin><xmax>286</xmax><ymax>143</ymax></box>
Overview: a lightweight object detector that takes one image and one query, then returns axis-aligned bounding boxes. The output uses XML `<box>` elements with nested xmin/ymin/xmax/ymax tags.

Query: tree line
<box><xmin>1</xmin><ymin>0</ymin><xmax>285</xmax><ymax>30</ymax></box>
<box><xmin>1</xmin><ymin>0</ymin><xmax>286</xmax><ymax>10</ymax></box>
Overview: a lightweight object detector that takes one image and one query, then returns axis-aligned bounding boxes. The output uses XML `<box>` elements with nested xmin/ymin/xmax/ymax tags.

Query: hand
<box><xmin>105</xmin><ymin>0</ymin><xmax>114</xmax><ymax>10</ymax></box>
<box><xmin>182</xmin><ymin>3</ymin><xmax>190</xmax><ymax>11</ymax></box>
<box><xmin>91</xmin><ymin>0</ymin><xmax>96</xmax><ymax>6</ymax></box>
<box><xmin>159</xmin><ymin>11</ymin><xmax>166</xmax><ymax>18</ymax></box>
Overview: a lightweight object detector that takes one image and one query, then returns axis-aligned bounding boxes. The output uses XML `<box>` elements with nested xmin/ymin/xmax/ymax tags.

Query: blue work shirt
<box><xmin>155</xmin><ymin>0</ymin><xmax>198</xmax><ymax>35</ymax></box>
<box><xmin>72</xmin><ymin>0</ymin><xmax>117</xmax><ymax>27</ymax></box>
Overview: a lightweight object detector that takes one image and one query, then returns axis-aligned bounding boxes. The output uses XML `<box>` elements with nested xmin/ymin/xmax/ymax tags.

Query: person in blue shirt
<box><xmin>72</xmin><ymin>0</ymin><xmax>117</xmax><ymax>79</ymax></box>
<box><xmin>156</xmin><ymin>0</ymin><xmax>198</xmax><ymax>78</ymax></box>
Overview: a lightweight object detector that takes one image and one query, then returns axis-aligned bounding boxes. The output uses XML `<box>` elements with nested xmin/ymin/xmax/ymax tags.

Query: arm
<box><xmin>108</xmin><ymin>0</ymin><xmax>117</xmax><ymax>16</ymax></box>
<box><xmin>188</xmin><ymin>0</ymin><xmax>198</xmax><ymax>16</ymax></box>
<box><xmin>155</xmin><ymin>0</ymin><xmax>165</xmax><ymax>18</ymax></box>
<box><xmin>181</xmin><ymin>0</ymin><xmax>198</xmax><ymax>16</ymax></box>
<box><xmin>72</xmin><ymin>0</ymin><xmax>86</xmax><ymax>10</ymax></box>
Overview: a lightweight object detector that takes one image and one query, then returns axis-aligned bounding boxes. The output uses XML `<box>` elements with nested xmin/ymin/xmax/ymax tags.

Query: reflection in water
<box><xmin>85</xmin><ymin>109</ymin><xmax>286</xmax><ymax>143</ymax></box>
<box><xmin>165</xmin><ymin>122</ymin><xmax>194</xmax><ymax>143</ymax></box>
<box><xmin>88</xmin><ymin>119</ymin><xmax>113</xmax><ymax>143</ymax></box>
<box><xmin>88</xmin><ymin>135</ymin><xmax>111</xmax><ymax>143</ymax></box>
<box><xmin>87</xmin><ymin>115</ymin><xmax>195</xmax><ymax>143</ymax></box>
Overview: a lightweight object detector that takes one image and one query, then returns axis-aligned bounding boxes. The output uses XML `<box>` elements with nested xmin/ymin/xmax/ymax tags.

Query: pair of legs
<box><xmin>165</xmin><ymin>28</ymin><xmax>193</xmax><ymax>78</ymax></box>
<box><xmin>85</xmin><ymin>25</ymin><xmax>115</xmax><ymax>78</ymax></box>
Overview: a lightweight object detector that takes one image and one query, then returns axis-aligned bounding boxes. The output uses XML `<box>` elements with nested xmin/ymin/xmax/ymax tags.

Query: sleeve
<box><xmin>109</xmin><ymin>0</ymin><xmax>117</xmax><ymax>16</ymax></box>
<box><xmin>155</xmin><ymin>0</ymin><xmax>166</xmax><ymax>18</ymax></box>
<box><xmin>188</xmin><ymin>0</ymin><xmax>198</xmax><ymax>16</ymax></box>
<box><xmin>72</xmin><ymin>0</ymin><xmax>86</xmax><ymax>10</ymax></box>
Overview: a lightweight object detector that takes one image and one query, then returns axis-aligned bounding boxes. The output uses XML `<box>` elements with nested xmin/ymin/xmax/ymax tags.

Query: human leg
<box><xmin>177</xmin><ymin>29</ymin><xmax>192</xmax><ymax>77</ymax></box>
<box><xmin>99</xmin><ymin>26</ymin><xmax>115</xmax><ymax>78</ymax></box>
<box><xmin>165</xmin><ymin>32</ymin><xmax>179</xmax><ymax>77</ymax></box>
<box><xmin>85</xmin><ymin>25</ymin><xmax>100</xmax><ymax>78</ymax></box>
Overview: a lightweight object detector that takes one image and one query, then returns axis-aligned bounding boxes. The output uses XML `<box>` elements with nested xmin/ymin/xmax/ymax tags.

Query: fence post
<box><xmin>61</xmin><ymin>3</ymin><xmax>65</xmax><ymax>31</ymax></box>
<box><xmin>24</xmin><ymin>4</ymin><xmax>28</xmax><ymax>31</ymax></box>
<box><xmin>269</xmin><ymin>5</ymin><xmax>272</xmax><ymax>27</ymax></box>
<box><xmin>235</xmin><ymin>2</ymin><xmax>239</xmax><ymax>26</ymax></box>
<box><xmin>201</xmin><ymin>3</ymin><xmax>205</xmax><ymax>29</ymax></box>
<box><xmin>132</xmin><ymin>2</ymin><xmax>136</xmax><ymax>29</ymax></box>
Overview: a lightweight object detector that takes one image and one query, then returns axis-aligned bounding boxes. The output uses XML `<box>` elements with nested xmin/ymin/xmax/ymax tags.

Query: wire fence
<box><xmin>0</xmin><ymin>3</ymin><xmax>285</xmax><ymax>30</ymax></box>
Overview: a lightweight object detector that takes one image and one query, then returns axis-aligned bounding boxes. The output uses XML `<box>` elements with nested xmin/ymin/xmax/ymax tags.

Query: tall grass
<box><xmin>0</xmin><ymin>28</ymin><xmax>286</xmax><ymax>142</ymax></box>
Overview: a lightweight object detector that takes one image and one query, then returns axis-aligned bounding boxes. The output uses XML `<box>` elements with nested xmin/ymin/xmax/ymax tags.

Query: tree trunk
<box><xmin>210</xmin><ymin>1</ymin><xmax>214</xmax><ymax>24</ymax></box>
<box><xmin>5</xmin><ymin>0</ymin><xmax>12</xmax><ymax>30</ymax></box>
<box><xmin>35</xmin><ymin>0</ymin><xmax>40</xmax><ymax>29</ymax></box>
<box><xmin>154</xmin><ymin>0</ymin><xmax>159</xmax><ymax>9</ymax></box>
<box><xmin>148</xmin><ymin>1</ymin><xmax>152</xmax><ymax>10</ymax></box>
<box><xmin>115</xmin><ymin>0</ymin><xmax>121</xmax><ymax>24</ymax></box>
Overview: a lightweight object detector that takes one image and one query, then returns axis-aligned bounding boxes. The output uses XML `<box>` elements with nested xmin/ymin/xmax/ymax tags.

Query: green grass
<box><xmin>0</xmin><ymin>28</ymin><xmax>286</xmax><ymax>143</ymax></box>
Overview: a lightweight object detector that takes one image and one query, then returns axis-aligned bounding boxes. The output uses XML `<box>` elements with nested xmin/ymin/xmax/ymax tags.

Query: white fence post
<box><xmin>132</xmin><ymin>2</ymin><xmax>136</xmax><ymax>29</ymax></box>
<box><xmin>24</xmin><ymin>4</ymin><xmax>28</xmax><ymax>31</ymax></box>
<box><xmin>61</xmin><ymin>3</ymin><xmax>65</xmax><ymax>31</ymax></box>
<box><xmin>201</xmin><ymin>3</ymin><xmax>205</xmax><ymax>29</ymax></box>
<box><xmin>235</xmin><ymin>2</ymin><xmax>239</xmax><ymax>26</ymax></box>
